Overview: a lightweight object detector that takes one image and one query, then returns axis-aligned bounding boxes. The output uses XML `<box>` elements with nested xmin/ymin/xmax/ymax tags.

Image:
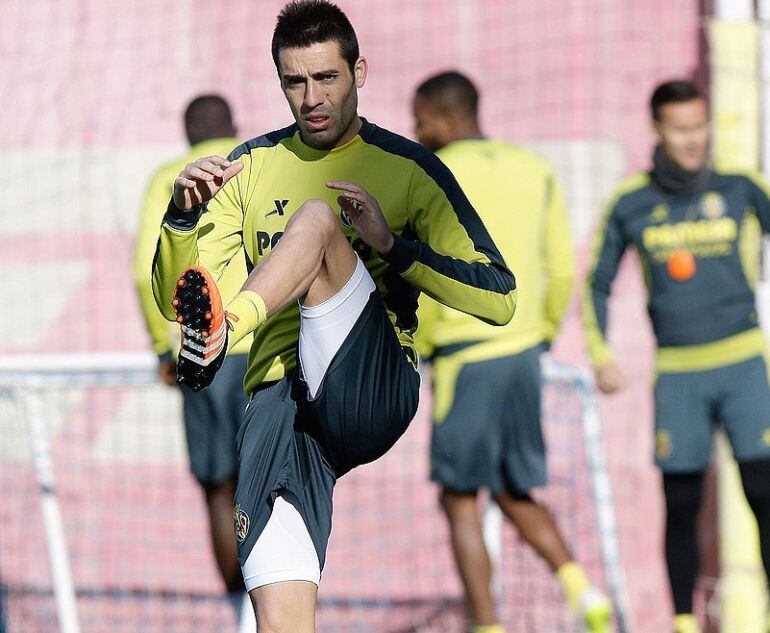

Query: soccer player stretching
<box><xmin>583</xmin><ymin>80</ymin><xmax>770</xmax><ymax>633</ymax></box>
<box><xmin>132</xmin><ymin>96</ymin><xmax>255</xmax><ymax>630</ymax></box>
<box><xmin>413</xmin><ymin>71</ymin><xmax>612</xmax><ymax>633</ymax></box>
<box><xmin>151</xmin><ymin>2</ymin><xmax>516</xmax><ymax>631</ymax></box>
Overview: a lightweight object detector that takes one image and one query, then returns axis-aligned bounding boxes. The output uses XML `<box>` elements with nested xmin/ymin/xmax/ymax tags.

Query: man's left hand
<box><xmin>326</xmin><ymin>181</ymin><xmax>394</xmax><ymax>254</ymax></box>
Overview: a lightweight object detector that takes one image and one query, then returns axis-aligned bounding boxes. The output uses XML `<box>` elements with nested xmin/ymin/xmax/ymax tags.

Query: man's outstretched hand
<box><xmin>173</xmin><ymin>155</ymin><xmax>243</xmax><ymax>210</ymax></box>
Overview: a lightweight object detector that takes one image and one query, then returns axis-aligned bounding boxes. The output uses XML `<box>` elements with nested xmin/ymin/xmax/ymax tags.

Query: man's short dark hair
<box><xmin>272</xmin><ymin>1</ymin><xmax>359</xmax><ymax>74</ymax></box>
<box><xmin>415</xmin><ymin>71</ymin><xmax>479</xmax><ymax>118</ymax></box>
<box><xmin>184</xmin><ymin>95</ymin><xmax>232</xmax><ymax>127</ymax></box>
<box><xmin>184</xmin><ymin>95</ymin><xmax>235</xmax><ymax>145</ymax></box>
<box><xmin>650</xmin><ymin>80</ymin><xmax>703</xmax><ymax>121</ymax></box>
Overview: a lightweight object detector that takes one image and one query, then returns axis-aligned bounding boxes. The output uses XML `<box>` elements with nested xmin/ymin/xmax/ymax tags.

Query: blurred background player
<box><xmin>131</xmin><ymin>95</ymin><xmax>255</xmax><ymax>632</ymax></box>
<box><xmin>583</xmin><ymin>80</ymin><xmax>770</xmax><ymax>633</ymax></box>
<box><xmin>412</xmin><ymin>71</ymin><xmax>612</xmax><ymax>633</ymax></box>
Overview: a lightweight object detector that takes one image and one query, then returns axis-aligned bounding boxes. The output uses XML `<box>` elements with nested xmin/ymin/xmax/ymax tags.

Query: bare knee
<box><xmin>287</xmin><ymin>198</ymin><xmax>340</xmax><ymax>240</ymax></box>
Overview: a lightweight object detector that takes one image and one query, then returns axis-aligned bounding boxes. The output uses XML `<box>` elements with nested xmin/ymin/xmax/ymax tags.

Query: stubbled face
<box><xmin>277</xmin><ymin>40</ymin><xmax>366</xmax><ymax>149</ymax></box>
<box><xmin>654</xmin><ymin>98</ymin><xmax>710</xmax><ymax>172</ymax></box>
<box><xmin>412</xmin><ymin>95</ymin><xmax>453</xmax><ymax>151</ymax></box>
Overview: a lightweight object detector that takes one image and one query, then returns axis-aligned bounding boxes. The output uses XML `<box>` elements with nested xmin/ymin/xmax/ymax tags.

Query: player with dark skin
<box><xmin>414</xmin><ymin>73</ymin><xmax>610</xmax><ymax>633</ymax></box>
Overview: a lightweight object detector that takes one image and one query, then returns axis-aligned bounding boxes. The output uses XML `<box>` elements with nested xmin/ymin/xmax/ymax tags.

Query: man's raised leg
<box><xmin>245</xmin><ymin>198</ymin><xmax>358</xmax><ymax>314</ymax></box>
<box><xmin>219</xmin><ymin>197</ymin><xmax>361</xmax><ymax>359</ymax></box>
<box><xmin>492</xmin><ymin>491</ymin><xmax>570</xmax><ymax>572</ymax></box>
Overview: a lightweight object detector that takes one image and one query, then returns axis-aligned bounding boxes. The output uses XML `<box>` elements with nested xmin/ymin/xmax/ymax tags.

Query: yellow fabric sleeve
<box><xmin>413</xmin><ymin>294</ymin><xmax>442</xmax><ymax>360</ymax></box>
<box><xmin>542</xmin><ymin>177</ymin><xmax>575</xmax><ymax>342</ymax></box>
<box><xmin>397</xmin><ymin>165</ymin><xmax>517</xmax><ymax>326</ymax></box>
<box><xmin>151</xmin><ymin>174</ymin><xmax>245</xmax><ymax>321</ymax></box>
<box><xmin>132</xmin><ymin>167</ymin><xmax>177</xmax><ymax>356</ymax></box>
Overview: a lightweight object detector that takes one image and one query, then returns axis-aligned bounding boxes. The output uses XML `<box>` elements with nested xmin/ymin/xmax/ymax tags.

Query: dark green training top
<box><xmin>583</xmin><ymin>151</ymin><xmax>770</xmax><ymax>372</ymax></box>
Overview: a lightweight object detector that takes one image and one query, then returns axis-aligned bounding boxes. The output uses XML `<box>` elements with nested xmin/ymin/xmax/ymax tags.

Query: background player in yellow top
<box><xmin>412</xmin><ymin>71</ymin><xmax>612</xmax><ymax>633</ymax></box>
<box><xmin>132</xmin><ymin>95</ymin><xmax>255</xmax><ymax>631</ymax></box>
<box><xmin>150</xmin><ymin>2</ymin><xmax>516</xmax><ymax>631</ymax></box>
<box><xmin>583</xmin><ymin>80</ymin><xmax>770</xmax><ymax>633</ymax></box>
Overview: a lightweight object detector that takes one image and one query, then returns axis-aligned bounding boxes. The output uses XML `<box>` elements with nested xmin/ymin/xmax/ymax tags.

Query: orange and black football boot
<box><xmin>172</xmin><ymin>266</ymin><xmax>228</xmax><ymax>392</ymax></box>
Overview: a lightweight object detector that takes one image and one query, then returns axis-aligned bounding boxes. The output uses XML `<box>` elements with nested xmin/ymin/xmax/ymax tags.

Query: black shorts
<box><xmin>180</xmin><ymin>353</ymin><xmax>249</xmax><ymax>486</ymax></box>
<box><xmin>234</xmin><ymin>290</ymin><xmax>420</xmax><ymax>568</ymax></box>
<box><xmin>430</xmin><ymin>344</ymin><xmax>546</xmax><ymax>495</ymax></box>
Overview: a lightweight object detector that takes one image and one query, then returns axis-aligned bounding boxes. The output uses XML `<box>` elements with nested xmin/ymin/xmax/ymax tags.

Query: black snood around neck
<box><xmin>651</xmin><ymin>145</ymin><xmax>710</xmax><ymax>196</ymax></box>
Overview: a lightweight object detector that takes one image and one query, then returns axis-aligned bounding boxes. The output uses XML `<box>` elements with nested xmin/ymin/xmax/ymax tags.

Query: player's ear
<box><xmin>353</xmin><ymin>57</ymin><xmax>367</xmax><ymax>89</ymax></box>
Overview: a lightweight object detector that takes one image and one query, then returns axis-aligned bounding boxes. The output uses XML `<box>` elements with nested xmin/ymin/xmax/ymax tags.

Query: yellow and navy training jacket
<box><xmin>415</xmin><ymin>139</ymin><xmax>574</xmax><ymax>363</ymax></box>
<box><xmin>583</xmin><ymin>169</ymin><xmax>770</xmax><ymax>373</ymax></box>
<box><xmin>152</xmin><ymin>120</ymin><xmax>516</xmax><ymax>394</ymax></box>
<box><xmin>133</xmin><ymin>137</ymin><xmax>251</xmax><ymax>360</ymax></box>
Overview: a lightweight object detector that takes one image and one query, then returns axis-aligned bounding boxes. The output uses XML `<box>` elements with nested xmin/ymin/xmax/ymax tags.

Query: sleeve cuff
<box><xmin>157</xmin><ymin>351</ymin><xmax>173</xmax><ymax>364</ymax></box>
<box><xmin>163</xmin><ymin>198</ymin><xmax>205</xmax><ymax>231</ymax></box>
<box><xmin>380</xmin><ymin>233</ymin><xmax>420</xmax><ymax>273</ymax></box>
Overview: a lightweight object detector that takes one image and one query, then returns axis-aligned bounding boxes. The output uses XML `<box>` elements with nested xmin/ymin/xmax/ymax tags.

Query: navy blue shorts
<box><xmin>430</xmin><ymin>344</ymin><xmax>546</xmax><ymax>495</ymax></box>
<box><xmin>180</xmin><ymin>353</ymin><xmax>249</xmax><ymax>486</ymax></box>
<box><xmin>234</xmin><ymin>291</ymin><xmax>420</xmax><ymax>568</ymax></box>
<box><xmin>654</xmin><ymin>355</ymin><xmax>770</xmax><ymax>473</ymax></box>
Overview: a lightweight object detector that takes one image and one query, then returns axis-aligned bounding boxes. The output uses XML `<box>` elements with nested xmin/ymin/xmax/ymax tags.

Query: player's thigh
<box><xmin>654</xmin><ymin>370</ymin><xmax>714</xmax><ymax>473</ymax></box>
<box><xmin>431</xmin><ymin>356</ymin><xmax>505</xmax><ymax>493</ymax></box>
<box><xmin>717</xmin><ymin>355</ymin><xmax>770</xmax><ymax>463</ymax></box>
<box><xmin>298</xmin><ymin>257</ymin><xmax>376</xmax><ymax>399</ymax></box>
<box><xmin>297</xmin><ymin>288</ymin><xmax>419</xmax><ymax>475</ymax></box>
<box><xmin>251</xmin><ymin>577</ymin><xmax>317</xmax><ymax>633</ymax></box>
<box><xmin>242</xmin><ymin>495</ymin><xmax>321</xmax><ymax>593</ymax></box>
<box><xmin>290</xmin><ymin>198</ymin><xmax>358</xmax><ymax>309</ymax></box>
<box><xmin>235</xmin><ymin>380</ymin><xmax>335</xmax><ymax>575</ymax></box>
<box><xmin>501</xmin><ymin>346</ymin><xmax>546</xmax><ymax>495</ymax></box>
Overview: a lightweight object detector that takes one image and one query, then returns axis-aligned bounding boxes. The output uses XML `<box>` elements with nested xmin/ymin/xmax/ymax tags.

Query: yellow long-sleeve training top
<box><xmin>415</xmin><ymin>139</ymin><xmax>575</xmax><ymax>362</ymax></box>
<box><xmin>133</xmin><ymin>137</ymin><xmax>251</xmax><ymax>359</ymax></box>
<box><xmin>151</xmin><ymin>120</ymin><xmax>517</xmax><ymax>394</ymax></box>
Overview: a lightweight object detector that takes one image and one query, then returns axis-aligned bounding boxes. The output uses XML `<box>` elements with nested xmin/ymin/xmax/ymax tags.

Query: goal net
<box><xmin>0</xmin><ymin>354</ymin><xmax>628</xmax><ymax>633</ymax></box>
